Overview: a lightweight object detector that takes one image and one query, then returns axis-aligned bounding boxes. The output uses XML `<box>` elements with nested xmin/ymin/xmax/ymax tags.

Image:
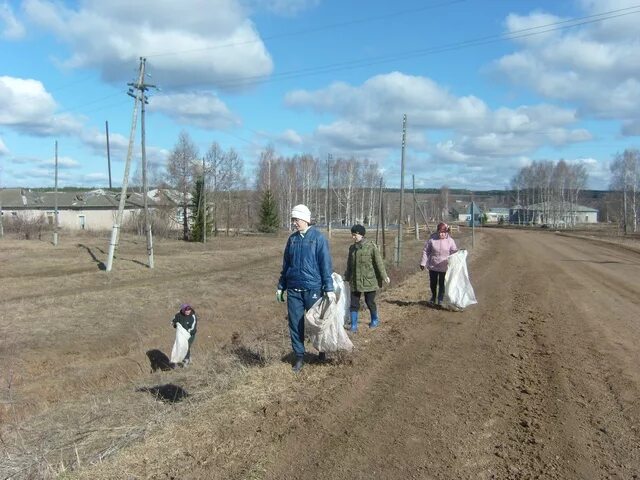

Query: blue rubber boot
<box><xmin>369</xmin><ymin>312</ymin><xmax>379</xmax><ymax>328</ymax></box>
<box><xmin>350</xmin><ymin>311</ymin><xmax>358</xmax><ymax>332</ymax></box>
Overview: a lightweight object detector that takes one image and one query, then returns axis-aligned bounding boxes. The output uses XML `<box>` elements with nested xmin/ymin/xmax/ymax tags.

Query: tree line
<box><xmin>150</xmin><ymin>130</ymin><xmax>640</xmax><ymax>238</ymax></box>
<box><xmin>161</xmin><ymin>131</ymin><xmax>387</xmax><ymax>240</ymax></box>
<box><xmin>509</xmin><ymin>159</ymin><xmax>588</xmax><ymax>227</ymax></box>
<box><xmin>609</xmin><ymin>148</ymin><xmax>640</xmax><ymax>233</ymax></box>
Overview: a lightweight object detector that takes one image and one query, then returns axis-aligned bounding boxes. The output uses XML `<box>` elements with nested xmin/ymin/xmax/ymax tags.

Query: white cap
<box><xmin>291</xmin><ymin>204</ymin><xmax>311</xmax><ymax>224</ymax></box>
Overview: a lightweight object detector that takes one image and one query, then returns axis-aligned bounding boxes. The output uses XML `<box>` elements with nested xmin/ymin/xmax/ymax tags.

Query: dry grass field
<box><xmin>2</xmin><ymin>224</ymin><xmax>639</xmax><ymax>479</ymax></box>
<box><xmin>0</xmin><ymin>227</ymin><xmax>422</xmax><ymax>479</ymax></box>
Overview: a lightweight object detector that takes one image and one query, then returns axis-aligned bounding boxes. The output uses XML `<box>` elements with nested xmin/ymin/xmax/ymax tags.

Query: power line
<box><xmin>208</xmin><ymin>5</ymin><xmax>640</xmax><ymax>88</ymax></box>
<box><xmin>145</xmin><ymin>0</ymin><xmax>467</xmax><ymax>58</ymax></box>
<box><xmin>39</xmin><ymin>4</ymin><xmax>640</xmax><ymax>129</ymax></box>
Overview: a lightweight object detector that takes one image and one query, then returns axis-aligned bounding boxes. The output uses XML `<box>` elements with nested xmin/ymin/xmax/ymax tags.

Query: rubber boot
<box><xmin>369</xmin><ymin>312</ymin><xmax>379</xmax><ymax>328</ymax></box>
<box><xmin>350</xmin><ymin>311</ymin><xmax>358</xmax><ymax>332</ymax></box>
<box><xmin>292</xmin><ymin>357</ymin><xmax>304</xmax><ymax>373</ymax></box>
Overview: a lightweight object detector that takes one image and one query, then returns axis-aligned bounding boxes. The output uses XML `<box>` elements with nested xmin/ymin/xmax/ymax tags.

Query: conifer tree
<box><xmin>191</xmin><ymin>176</ymin><xmax>213</xmax><ymax>241</ymax></box>
<box><xmin>258</xmin><ymin>189</ymin><xmax>279</xmax><ymax>233</ymax></box>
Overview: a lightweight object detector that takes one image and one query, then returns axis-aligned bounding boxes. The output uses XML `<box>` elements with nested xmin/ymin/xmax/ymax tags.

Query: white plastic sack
<box><xmin>304</xmin><ymin>273</ymin><xmax>353</xmax><ymax>352</ymax></box>
<box><xmin>170</xmin><ymin>323</ymin><xmax>190</xmax><ymax>363</ymax></box>
<box><xmin>444</xmin><ymin>250</ymin><xmax>477</xmax><ymax>310</ymax></box>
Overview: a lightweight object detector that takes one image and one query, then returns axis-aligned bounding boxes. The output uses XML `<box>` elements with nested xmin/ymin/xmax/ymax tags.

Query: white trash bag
<box><xmin>444</xmin><ymin>250</ymin><xmax>477</xmax><ymax>310</ymax></box>
<box><xmin>170</xmin><ymin>323</ymin><xmax>190</xmax><ymax>364</ymax></box>
<box><xmin>305</xmin><ymin>273</ymin><xmax>353</xmax><ymax>352</ymax></box>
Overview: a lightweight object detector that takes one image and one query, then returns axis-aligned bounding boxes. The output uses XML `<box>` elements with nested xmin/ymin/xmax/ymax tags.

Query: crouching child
<box><xmin>171</xmin><ymin>303</ymin><xmax>197</xmax><ymax>366</ymax></box>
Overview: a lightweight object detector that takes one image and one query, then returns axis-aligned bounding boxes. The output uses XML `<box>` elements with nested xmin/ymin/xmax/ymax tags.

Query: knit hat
<box><xmin>180</xmin><ymin>304</ymin><xmax>193</xmax><ymax>313</ymax></box>
<box><xmin>351</xmin><ymin>224</ymin><xmax>366</xmax><ymax>236</ymax></box>
<box><xmin>437</xmin><ymin>222</ymin><xmax>449</xmax><ymax>233</ymax></box>
<box><xmin>291</xmin><ymin>204</ymin><xmax>311</xmax><ymax>223</ymax></box>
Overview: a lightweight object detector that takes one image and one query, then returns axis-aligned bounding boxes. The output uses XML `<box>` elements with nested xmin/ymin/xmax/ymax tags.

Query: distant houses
<box><xmin>0</xmin><ymin>188</ymin><xmax>185</xmax><ymax>232</ymax></box>
<box><xmin>453</xmin><ymin>200</ymin><xmax>598</xmax><ymax>226</ymax></box>
<box><xmin>509</xmin><ymin>202</ymin><xmax>598</xmax><ymax>226</ymax></box>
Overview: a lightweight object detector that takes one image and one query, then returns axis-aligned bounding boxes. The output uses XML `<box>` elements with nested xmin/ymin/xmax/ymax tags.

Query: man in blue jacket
<box><xmin>277</xmin><ymin>204</ymin><xmax>335</xmax><ymax>372</ymax></box>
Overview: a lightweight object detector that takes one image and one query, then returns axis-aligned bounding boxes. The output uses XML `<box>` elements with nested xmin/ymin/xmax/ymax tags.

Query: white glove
<box><xmin>276</xmin><ymin>289</ymin><xmax>285</xmax><ymax>303</ymax></box>
<box><xmin>384</xmin><ymin>276</ymin><xmax>390</xmax><ymax>284</ymax></box>
<box><xmin>324</xmin><ymin>291</ymin><xmax>337</xmax><ymax>303</ymax></box>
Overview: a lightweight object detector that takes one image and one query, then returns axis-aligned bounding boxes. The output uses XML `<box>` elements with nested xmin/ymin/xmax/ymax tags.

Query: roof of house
<box><xmin>511</xmin><ymin>202</ymin><xmax>598</xmax><ymax>213</ymax></box>
<box><xmin>0</xmin><ymin>188</ymin><xmax>171</xmax><ymax>210</ymax></box>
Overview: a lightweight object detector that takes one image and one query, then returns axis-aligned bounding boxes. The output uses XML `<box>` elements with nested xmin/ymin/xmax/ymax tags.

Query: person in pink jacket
<box><xmin>420</xmin><ymin>222</ymin><xmax>458</xmax><ymax>305</ymax></box>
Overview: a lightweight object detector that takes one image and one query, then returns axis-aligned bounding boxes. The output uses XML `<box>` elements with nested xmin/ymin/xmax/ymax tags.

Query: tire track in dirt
<box><xmin>491</xmin><ymin>231</ymin><xmax>640</xmax><ymax>479</ymax></box>
<box><xmin>526</xmin><ymin>234</ymin><xmax>640</xmax><ymax>478</ymax></box>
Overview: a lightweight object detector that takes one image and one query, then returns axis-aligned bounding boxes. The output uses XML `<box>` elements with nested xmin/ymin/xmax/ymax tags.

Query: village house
<box><xmin>0</xmin><ymin>188</ymin><xmax>185</xmax><ymax>232</ymax></box>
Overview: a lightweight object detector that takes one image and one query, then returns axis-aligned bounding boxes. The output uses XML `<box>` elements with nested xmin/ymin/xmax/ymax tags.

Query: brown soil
<box><xmin>1</xmin><ymin>227</ymin><xmax>639</xmax><ymax>479</ymax></box>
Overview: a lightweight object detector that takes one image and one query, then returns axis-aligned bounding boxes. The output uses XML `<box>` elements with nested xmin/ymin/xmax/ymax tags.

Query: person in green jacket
<box><xmin>344</xmin><ymin>224</ymin><xmax>390</xmax><ymax>332</ymax></box>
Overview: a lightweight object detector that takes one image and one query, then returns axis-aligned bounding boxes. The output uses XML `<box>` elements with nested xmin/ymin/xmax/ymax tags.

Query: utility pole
<box><xmin>327</xmin><ymin>153</ymin><xmax>332</xmax><ymax>238</ymax></box>
<box><xmin>471</xmin><ymin>194</ymin><xmax>475</xmax><ymax>249</ymax></box>
<box><xmin>381</xmin><ymin>187</ymin><xmax>387</xmax><ymax>259</ymax></box>
<box><xmin>105</xmin><ymin>121</ymin><xmax>112</xmax><ymax>189</ymax></box>
<box><xmin>53</xmin><ymin>140</ymin><xmax>59</xmax><ymax>246</ymax></box>
<box><xmin>140</xmin><ymin>69</ymin><xmax>155</xmax><ymax>268</ymax></box>
<box><xmin>202</xmin><ymin>157</ymin><xmax>207</xmax><ymax>244</ymax></box>
<box><xmin>375</xmin><ymin>176</ymin><xmax>382</xmax><ymax>245</ymax></box>
<box><xmin>412</xmin><ymin>174</ymin><xmax>418</xmax><ymax>240</ymax></box>
<box><xmin>396</xmin><ymin>114</ymin><xmax>407</xmax><ymax>267</ymax></box>
<box><xmin>106</xmin><ymin>57</ymin><xmax>146</xmax><ymax>272</ymax></box>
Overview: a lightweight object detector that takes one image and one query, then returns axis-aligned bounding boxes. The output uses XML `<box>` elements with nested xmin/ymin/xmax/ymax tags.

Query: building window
<box><xmin>78</xmin><ymin>215</ymin><xmax>86</xmax><ymax>230</ymax></box>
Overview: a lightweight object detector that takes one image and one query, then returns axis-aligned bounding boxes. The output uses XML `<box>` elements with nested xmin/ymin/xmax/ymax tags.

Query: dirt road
<box><xmin>248</xmin><ymin>229</ymin><xmax>640</xmax><ymax>480</ymax></box>
<box><xmin>2</xmin><ymin>228</ymin><xmax>640</xmax><ymax>479</ymax></box>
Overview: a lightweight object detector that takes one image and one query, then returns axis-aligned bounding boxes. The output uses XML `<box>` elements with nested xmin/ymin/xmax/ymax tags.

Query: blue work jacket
<box><xmin>278</xmin><ymin>227</ymin><xmax>334</xmax><ymax>292</ymax></box>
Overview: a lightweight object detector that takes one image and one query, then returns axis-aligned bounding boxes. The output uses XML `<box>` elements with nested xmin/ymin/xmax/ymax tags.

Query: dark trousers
<box><xmin>429</xmin><ymin>270</ymin><xmax>446</xmax><ymax>301</ymax></box>
<box><xmin>287</xmin><ymin>288</ymin><xmax>322</xmax><ymax>358</ymax></box>
<box><xmin>185</xmin><ymin>334</ymin><xmax>195</xmax><ymax>361</ymax></box>
<box><xmin>350</xmin><ymin>290</ymin><xmax>377</xmax><ymax>315</ymax></box>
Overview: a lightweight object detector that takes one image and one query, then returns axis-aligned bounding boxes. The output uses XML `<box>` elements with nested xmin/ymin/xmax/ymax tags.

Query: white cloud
<box><xmin>495</xmin><ymin>2</ymin><xmax>640</xmax><ymax>129</ymax></box>
<box><xmin>278</xmin><ymin>128</ymin><xmax>303</xmax><ymax>146</ymax></box>
<box><xmin>621</xmin><ymin>119</ymin><xmax>640</xmax><ymax>136</ymax></box>
<box><xmin>40</xmin><ymin>156</ymin><xmax>80</xmax><ymax>169</ymax></box>
<box><xmin>0</xmin><ymin>2</ymin><xmax>25</xmax><ymax>40</ymax></box>
<box><xmin>0</xmin><ymin>76</ymin><xmax>84</xmax><ymax>136</ymax></box>
<box><xmin>23</xmin><ymin>0</ymin><xmax>274</xmax><ymax>91</ymax></box>
<box><xmin>150</xmin><ymin>92</ymin><xmax>241</xmax><ymax>130</ymax></box>
<box><xmin>248</xmin><ymin>0</ymin><xmax>321</xmax><ymax>16</ymax></box>
<box><xmin>285</xmin><ymin>72</ymin><xmax>588</xmax><ymax>163</ymax></box>
<box><xmin>0</xmin><ymin>136</ymin><xmax>8</xmax><ymax>155</ymax></box>
<box><xmin>286</xmin><ymin>72</ymin><xmax>488</xmax><ymax>130</ymax></box>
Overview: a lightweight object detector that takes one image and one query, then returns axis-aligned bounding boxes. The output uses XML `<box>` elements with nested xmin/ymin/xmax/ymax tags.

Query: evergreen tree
<box><xmin>191</xmin><ymin>176</ymin><xmax>213</xmax><ymax>242</ymax></box>
<box><xmin>258</xmin><ymin>189</ymin><xmax>279</xmax><ymax>233</ymax></box>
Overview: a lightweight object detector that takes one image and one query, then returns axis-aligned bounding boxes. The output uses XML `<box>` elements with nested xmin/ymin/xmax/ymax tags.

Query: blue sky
<box><xmin>1</xmin><ymin>0</ymin><xmax>639</xmax><ymax>191</ymax></box>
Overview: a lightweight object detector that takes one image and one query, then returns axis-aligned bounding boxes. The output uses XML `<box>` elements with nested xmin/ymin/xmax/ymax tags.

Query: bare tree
<box><xmin>221</xmin><ymin>147</ymin><xmax>245</xmax><ymax>235</ymax></box>
<box><xmin>204</xmin><ymin>141</ymin><xmax>227</xmax><ymax>235</ymax></box>
<box><xmin>610</xmin><ymin>149</ymin><xmax>640</xmax><ymax>233</ymax></box>
<box><xmin>166</xmin><ymin>131</ymin><xmax>198</xmax><ymax>241</ymax></box>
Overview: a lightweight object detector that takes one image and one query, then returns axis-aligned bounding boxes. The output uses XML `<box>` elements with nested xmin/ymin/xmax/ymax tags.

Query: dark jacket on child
<box><xmin>172</xmin><ymin>306</ymin><xmax>197</xmax><ymax>336</ymax></box>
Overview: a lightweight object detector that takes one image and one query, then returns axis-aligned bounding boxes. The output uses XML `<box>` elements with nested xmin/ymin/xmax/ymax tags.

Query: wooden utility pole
<box><xmin>471</xmin><ymin>196</ymin><xmax>475</xmax><ymax>249</ymax></box>
<box><xmin>140</xmin><ymin>73</ymin><xmax>155</xmax><ymax>268</ymax></box>
<box><xmin>106</xmin><ymin>58</ymin><xmax>145</xmax><ymax>272</ymax></box>
<box><xmin>105</xmin><ymin>121</ymin><xmax>112</xmax><ymax>189</ymax></box>
<box><xmin>412</xmin><ymin>174</ymin><xmax>418</xmax><ymax>240</ymax></box>
<box><xmin>381</xmin><ymin>191</ymin><xmax>387</xmax><ymax>259</ymax></box>
<box><xmin>327</xmin><ymin>153</ymin><xmax>332</xmax><ymax>238</ymax></box>
<box><xmin>396</xmin><ymin>114</ymin><xmax>407</xmax><ymax>267</ymax></box>
<box><xmin>53</xmin><ymin>140</ymin><xmax>59</xmax><ymax>246</ymax></box>
<box><xmin>202</xmin><ymin>157</ymin><xmax>207</xmax><ymax>244</ymax></box>
<box><xmin>0</xmin><ymin>192</ymin><xmax>3</xmax><ymax>238</ymax></box>
<box><xmin>376</xmin><ymin>176</ymin><xmax>382</xmax><ymax>246</ymax></box>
